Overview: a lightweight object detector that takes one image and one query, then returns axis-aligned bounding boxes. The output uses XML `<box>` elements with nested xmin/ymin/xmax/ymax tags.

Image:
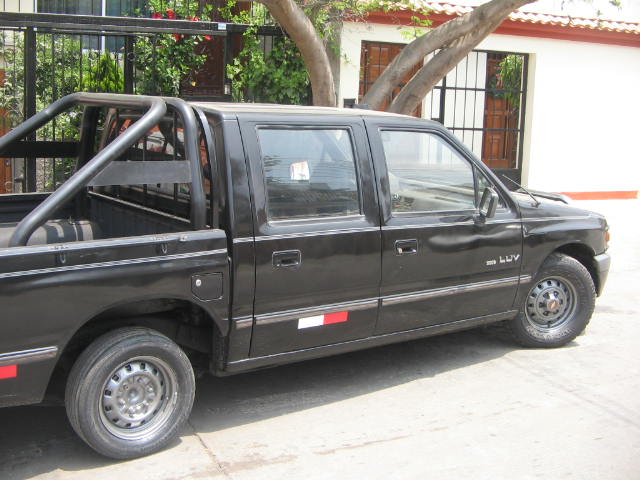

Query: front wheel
<box><xmin>509</xmin><ymin>253</ymin><xmax>596</xmax><ymax>348</ymax></box>
<box><xmin>65</xmin><ymin>327</ymin><xmax>195</xmax><ymax>459</ymax></box>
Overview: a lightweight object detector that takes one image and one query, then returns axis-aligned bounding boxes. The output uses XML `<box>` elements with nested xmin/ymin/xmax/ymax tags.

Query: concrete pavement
<box><xmin>1</xmin><ymin>199</ymin><xmax>638</xmax><ymax>480</ymax></box>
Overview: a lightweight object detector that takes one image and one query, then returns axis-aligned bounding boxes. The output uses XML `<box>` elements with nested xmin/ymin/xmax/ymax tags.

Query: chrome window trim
<box><xmin>267</xmin><ymin>214</ymin><xmax>366</xmax><ymax>226</ymax></box>
<box><xmin>390</xmin><ymin>208</ymin><xmax>477</xmax><ymax>218</ymax></box>
<box><xmin>248</xmin><ymin>226</ymin><xmax>381</xmax><ymax>242</ymax></box>
<box><xmin>382</xmin><ymin>221</ymin><xmax>475</xmax><ymax>231</ymax></box>
<box><xmin>383</xmin><ymin>217</ymin><xmax>520</xmax><ymax>230</ymax></box>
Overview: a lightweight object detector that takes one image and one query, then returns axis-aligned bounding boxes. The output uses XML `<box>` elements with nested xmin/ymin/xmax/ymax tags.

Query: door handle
<box><xmin>395</xmin><ymin>239</ymin><xmax>418</xmax><ymax>255</ymax></box>
<box><xmin>273</xmin><ymin>250</ymin><xmax>302</xmax><ymax>268</ymax></box>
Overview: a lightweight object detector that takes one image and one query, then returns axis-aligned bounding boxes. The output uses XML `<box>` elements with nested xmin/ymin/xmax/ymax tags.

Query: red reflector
<box><xmin>324</xmin><ymin>311</ymin><xmax>349</xmax><ymax>325</ymax></box>
<box><xmin>0</xmin><ymin>365</ymin><xmax>17</xmax><ymax>380</ymax></box>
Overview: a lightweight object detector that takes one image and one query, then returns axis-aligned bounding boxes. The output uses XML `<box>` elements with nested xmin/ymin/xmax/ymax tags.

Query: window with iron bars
<box><xmin>359</xmin><ymin>43</ymin><xmax>528</xmax><ymax>180</ymax></box>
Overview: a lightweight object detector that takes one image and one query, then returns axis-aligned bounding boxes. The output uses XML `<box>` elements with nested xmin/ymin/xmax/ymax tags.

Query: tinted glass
<box><xmin>257</xmin><ymin>128</ymin><xmax>361</xmax><ymax>220</ymax></box>
<box><xmin>381</xmin><ymin>130</ymin><xmax>475</xmax><ymax>213</ymax></box>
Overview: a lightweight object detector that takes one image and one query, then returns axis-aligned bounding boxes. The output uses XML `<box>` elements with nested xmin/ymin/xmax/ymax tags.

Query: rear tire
<box><xmin>509</xmin><ymin>253</ymin><xmax>595</xmax><ymax>348</ymax></box>
<box><xmin>65</xmin><ymin>327</ymin><xmax>195</xmax><ymax>459</ymax></box>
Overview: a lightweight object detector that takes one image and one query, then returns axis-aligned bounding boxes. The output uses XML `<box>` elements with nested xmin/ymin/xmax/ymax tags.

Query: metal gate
<box><xmin>359</xmin><ymin>44</ymin><xmax>528</xmax><ymax>184</ymax></box>
<box><xmin>0</xmin><ymin>11</ymin><xmax>281</xmax><ymax>193</ymax></box>
<box><xmin>423</xmin><ymin>49</ymin><xmax>528</xmax><ymax>184</ymax></box>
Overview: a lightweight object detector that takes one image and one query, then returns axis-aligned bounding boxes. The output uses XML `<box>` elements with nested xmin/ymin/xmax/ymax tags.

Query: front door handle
<box><xmin>395</xmin><ymin>239</ymin><xmax>418</xmax><ymax>255</ymax></box>
<box><xmin>273</xmin><ymin>250</ymin><xmax>302</xmax><ymax>268</ymax></box>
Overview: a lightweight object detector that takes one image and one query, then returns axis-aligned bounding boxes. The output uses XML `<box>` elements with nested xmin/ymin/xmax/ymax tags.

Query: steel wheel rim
<box><xmin>99</xmin><ymin>356</ymin><xmax>178</xmax><ymax>441</ymax></box>
<box><xmin>525</xmin><ymin>276</ymin><xmax>577</xmax><ymax>332</ymax></box>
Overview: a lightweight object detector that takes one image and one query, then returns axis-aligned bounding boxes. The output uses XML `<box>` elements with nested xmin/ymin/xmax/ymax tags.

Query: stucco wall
<box><xmin>340</xmin><ymin>22</ymin><xmax>640</xmax><ymax>193</ymax></box>
<box><xmin>1</xmin><ymin>0</ymin><xmax>34</xmax><ymax>12</ymax></box>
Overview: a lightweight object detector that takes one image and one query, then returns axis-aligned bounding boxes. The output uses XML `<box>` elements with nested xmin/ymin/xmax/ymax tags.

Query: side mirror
<box><xmin>479</xmin><ymin>187</ymin><xmax>499</xmax><ymax>219</ymax></box>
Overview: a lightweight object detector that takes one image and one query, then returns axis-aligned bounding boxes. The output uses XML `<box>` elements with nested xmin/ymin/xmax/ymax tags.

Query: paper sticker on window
<box><xmin>290</xmin><ymin>161</ymin><xmax>310</xmax><ymax>181</ymax></box>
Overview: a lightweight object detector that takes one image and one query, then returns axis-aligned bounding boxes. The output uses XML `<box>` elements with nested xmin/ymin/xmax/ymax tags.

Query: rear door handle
<box><xmin>395</xmin><ymin>239</ymin><xmax>418</xmax><ymax>255</ymax></box>
<box><xmin>273</xmin><ymin>250</ymin><xmax>302</xmax><ymax>268</ymax></box>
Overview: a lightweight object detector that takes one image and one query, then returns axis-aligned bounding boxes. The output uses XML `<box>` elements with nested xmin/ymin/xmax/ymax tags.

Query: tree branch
<box><xmin>362</xmin><ymin>0</ymin><xmax>536</xmax><ymax>111</ymax></box>
<box><xmin>258</xmin><ymin>0</ymin><xmax>336</xmax><ymax>107</ymax></box>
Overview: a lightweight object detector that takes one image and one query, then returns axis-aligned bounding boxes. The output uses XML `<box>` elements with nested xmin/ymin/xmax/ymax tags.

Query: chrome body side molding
<box><xmin>0</xmin><ymin>346</ymin><xmax>59</xmax><ymax>367</ymax></box>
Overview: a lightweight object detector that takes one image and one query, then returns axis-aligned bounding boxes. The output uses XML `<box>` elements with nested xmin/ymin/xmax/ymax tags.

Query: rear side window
<box><xmin>257</xmin><ymin>128</ymin><xmax>361</xmax><ymax>221</ymax></box>
<box><xmin>96</xmin><ymin>110</ymin><xmax>208</xmax><ymax>220</ymax></box>
<box><xmin>381</xmin><ymin>130</ymin><xmax>475</xmax><ymax>213</ymax></box>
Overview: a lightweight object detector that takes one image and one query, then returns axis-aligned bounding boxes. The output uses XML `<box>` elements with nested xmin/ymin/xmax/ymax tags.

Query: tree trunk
<box><xmin>362</xmin><ymin>0</ymin><xmax>535</xmax><ymax>112</ymax></box>
<box><xmin>259</xmin><ymin>0</ymin><xmax>336</xmax><ymax>107</ymax></box>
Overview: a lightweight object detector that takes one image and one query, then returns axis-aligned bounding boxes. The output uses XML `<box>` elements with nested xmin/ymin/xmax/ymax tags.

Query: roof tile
<box><xmin>403</xmin><ymin>1</ymin><xmax>640</xmax><ymax>35</ymax></box>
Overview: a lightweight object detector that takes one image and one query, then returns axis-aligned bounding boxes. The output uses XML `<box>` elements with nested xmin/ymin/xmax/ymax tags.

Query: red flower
<box><xmin>166</xmin><ymin>8</ymin><xmax>176</xmax><ymax>19</ymax></box>
<box><xmin>173</xmin><ymin>33</ymin><xmax>180</xmax><ymax>42</ymax></box>
<box><xmin>152</xmin><ymin>12</ymin><xmax>163</xmax><ymax>19</ymax></box>
<box><xmin>189</xmin><ymin>16</ymin><xmax>200</xmax><ymax>21</ymax></box>
<box><xmin>204</xmin><ymin>35</ymin><xmax>212</xmax><ymax>41</ymax></box>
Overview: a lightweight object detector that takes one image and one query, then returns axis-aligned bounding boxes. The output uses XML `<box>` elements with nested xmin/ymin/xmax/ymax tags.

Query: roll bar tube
<box><xmin>164</xmin><ymin>98</ymin><xmax>206</xmax><ymax>231</ymax></box>
<box><xmin>3</xmin><ymin>92</ymin><xmax>167</xmax><ymax>247</ymax></box>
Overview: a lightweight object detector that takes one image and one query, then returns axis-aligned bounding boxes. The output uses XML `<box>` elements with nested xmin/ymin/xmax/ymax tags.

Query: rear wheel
<box><xmin>65</xmin><ymin>327</ymin><xmax>195</xmax><ymax>459</ymax></box>
<box><xmin>510</xmin><ymin>253</ymin><xmax>595</xmax><ymax>348</ymax></box>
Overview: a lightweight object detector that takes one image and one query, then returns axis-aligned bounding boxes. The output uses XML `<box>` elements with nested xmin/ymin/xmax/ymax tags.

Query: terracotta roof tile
<box><xmin>392</xmin><ymin>1</ymin><xmax>640</xmax><ymax>35</ymax></box>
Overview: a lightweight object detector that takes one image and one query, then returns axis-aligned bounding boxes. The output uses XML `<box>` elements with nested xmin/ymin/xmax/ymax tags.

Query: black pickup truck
<box><xmin>0</xmin><ymin>93</ymin><xmax>610</xmax><ymax>459</ymax></box>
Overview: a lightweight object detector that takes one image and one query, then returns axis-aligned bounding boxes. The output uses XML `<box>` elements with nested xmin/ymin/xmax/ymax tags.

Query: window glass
<box><xmin>96</xmin><ymin>109</ymin><xmax>209</xmax><ymax>220</ymax></box>
<box><xmin>381</xmin><ymin>130</ymin><xmax>475</xmax><ymax>213</ymax></box>
<box><xmin>257</xmin><ymin>128</ymin><xmax>361</xmax><ymax>220</ymax></box>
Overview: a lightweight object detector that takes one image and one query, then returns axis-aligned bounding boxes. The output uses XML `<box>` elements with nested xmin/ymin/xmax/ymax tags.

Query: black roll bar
<box><xmin>164</xmin><ymin>98</ymin><xmax>207</xmax><ymax>231</ymax></box>
<box><xmin>0</xmin><ymin>93</ymin><xmax>171</xmax><ymax>246</ymax></box>
<box><xmin>193</xmin><ymin>107</ymin><xmax>220</xmax><ymax>228</ymax></box>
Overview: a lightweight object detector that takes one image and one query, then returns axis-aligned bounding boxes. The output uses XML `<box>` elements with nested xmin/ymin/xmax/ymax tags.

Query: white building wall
<box><xmin>1</xmin><ymin>0</ymin><xmax>35</xmax><ymax>13</ymax></box>
<box><xmin>340</xmin><ymin>22</ymin><xmax>640</xmax><ymax>193</ymax></box>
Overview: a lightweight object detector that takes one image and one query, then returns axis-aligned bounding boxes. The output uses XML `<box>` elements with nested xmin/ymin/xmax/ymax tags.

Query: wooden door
<box><xmin>359</xmin><ymin>41</ymin><xmax>422</xmax><ymax>117</ymax></box>
<box><xmin>181</xmin><ymin>36</ymin><xmax>226</xmax><ymax>98</ymax></box>
<box><xmin>482</xmin><ymin>55</ymin><xmax>519</xmax><ymax>169</ymax></box>
<box><xmin>181</xmin><ymin>2</ymin><xmax>250</xmax><ymax>98</ymax></box>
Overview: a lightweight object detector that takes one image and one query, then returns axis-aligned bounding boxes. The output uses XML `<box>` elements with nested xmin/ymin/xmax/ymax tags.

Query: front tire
<box><xmin>65</xmin><ymin>327</ymin><xmax>195</xmax><ymax>459</ymax></box>
<box><xmin>510</xmin><ymin>253</ymin><xmax>595</xmax><ymax>348</ymax></box>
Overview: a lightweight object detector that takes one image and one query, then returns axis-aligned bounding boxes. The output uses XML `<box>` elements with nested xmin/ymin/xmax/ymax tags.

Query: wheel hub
<box><xmin>525</xmin><ymin>277</ymin><xmax>576</xmax><ymax>330</ymax></box>
<box><xmin>101</xmin><ymin>359</ymin><xmax>168</xmax><ymax>432</ymax></box>
<box><xmin>546</xmin><ymin>296</ymin><xmax>560</xmax><ymax>312</ymax></box>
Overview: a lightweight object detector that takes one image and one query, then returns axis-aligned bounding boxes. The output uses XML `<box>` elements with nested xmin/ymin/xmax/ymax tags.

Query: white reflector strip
<box><xmin>297</xmin><ymin>312</ymin><xmax>349</xmax><ymax>329</ymax></box>
<box><xmin>298</xmin><ymin>315</ymin><xmax>325</xmax><ymax>329</ymax></box>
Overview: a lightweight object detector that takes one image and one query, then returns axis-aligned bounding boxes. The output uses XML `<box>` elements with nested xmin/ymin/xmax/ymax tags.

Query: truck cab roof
<box><xmin>188</xmin><ymin>101</ymin><xmax>440</xmax><ymax>125</ymax></box>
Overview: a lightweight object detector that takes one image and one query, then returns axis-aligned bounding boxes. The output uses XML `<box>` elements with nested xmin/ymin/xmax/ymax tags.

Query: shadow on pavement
<box><xmin>0</xmin><ymin>322</ymin><xmax>517</xmax><ymax>480</ymax></box>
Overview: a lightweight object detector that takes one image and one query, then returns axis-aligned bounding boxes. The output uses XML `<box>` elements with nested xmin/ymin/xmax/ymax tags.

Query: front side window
<box><xmin>381</xmin><ymin>130</ymin><xmax>476</xmax><ymax>213</ymax></box>
<box><xmin>257</xmin><ymin>128</ymin><xmax>361</xmax><ymax>221</ymax></box>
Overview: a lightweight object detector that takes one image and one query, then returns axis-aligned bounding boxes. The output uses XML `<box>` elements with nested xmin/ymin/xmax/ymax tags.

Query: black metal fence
<box><xmin>422</xmin><ymin>50</ymin><xmax>529</xmax><ymax>183</ymax></box>
<box><xmin>0</xmin><ymin>11</ymin><xmax>282</xmax><ymax>193</ymax></box>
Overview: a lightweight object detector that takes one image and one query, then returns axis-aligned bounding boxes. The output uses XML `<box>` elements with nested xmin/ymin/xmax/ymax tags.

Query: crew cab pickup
<box><xmin>0</xmin><ymin>93</ymin><xmax>610</xmax><ymax>459</ymax></box>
